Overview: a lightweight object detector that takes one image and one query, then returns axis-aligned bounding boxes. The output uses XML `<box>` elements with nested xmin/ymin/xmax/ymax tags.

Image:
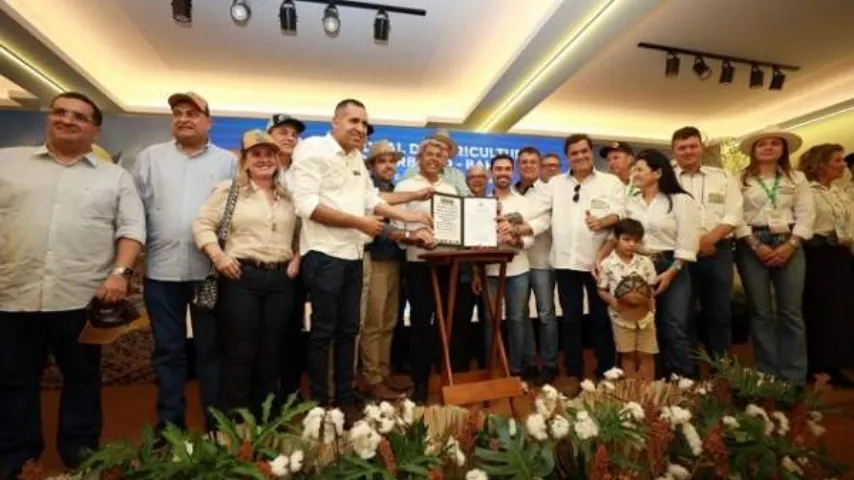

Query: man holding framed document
<box><xmin>394</xmin><ymin>139</ymin><xmax>466</xmax><ymax>402</ymax></box>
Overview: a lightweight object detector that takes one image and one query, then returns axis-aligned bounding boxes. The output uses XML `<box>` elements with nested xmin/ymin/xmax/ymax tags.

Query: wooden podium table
<box><xmin>419</xmin><ymin>248</ymin><xmax>525</xmax><ymax>413</ymax></box>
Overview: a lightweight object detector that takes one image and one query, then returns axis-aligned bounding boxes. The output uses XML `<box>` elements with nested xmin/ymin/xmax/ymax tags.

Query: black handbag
<box><xmin>192</xmin><ymin>182</ymin><xmax>241</xmax><ymax>310</ymax></box>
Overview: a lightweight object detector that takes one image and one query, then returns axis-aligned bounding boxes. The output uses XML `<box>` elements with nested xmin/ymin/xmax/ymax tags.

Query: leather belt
<box><xmin>237</xmin><ymin>258</ymin><xmax>288</xmax><ymax>270</ymax></box>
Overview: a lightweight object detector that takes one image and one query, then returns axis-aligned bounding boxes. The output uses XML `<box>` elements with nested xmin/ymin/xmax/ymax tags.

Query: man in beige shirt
<box><xmin>0</xmin><ymin>92</ymin><xmax>145</xmax><ymax>477</ymax></box>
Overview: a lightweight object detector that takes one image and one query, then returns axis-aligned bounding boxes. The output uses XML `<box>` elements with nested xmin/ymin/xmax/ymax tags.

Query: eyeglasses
<box><xmin>49</xmin><ymin>107</ymin><xmax>93</xmax><ymax>125</ymax></box>
<box><xmin>572</xmin><ymin>184</ymin><xmax>581</xmax><ymax>203</ymax></box>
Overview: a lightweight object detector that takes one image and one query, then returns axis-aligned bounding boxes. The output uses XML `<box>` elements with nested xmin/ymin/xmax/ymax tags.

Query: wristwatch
<box><xmin>111</xmin><ymin>266</ymin><xmax>134</xmax><ymax>278</ymax></box>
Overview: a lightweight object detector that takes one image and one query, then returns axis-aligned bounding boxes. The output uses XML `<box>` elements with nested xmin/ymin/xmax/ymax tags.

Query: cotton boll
<box><xmin>268</xmin><ymin>455</ymin><xmax>289</xmax><ymax>477</ymax></box>
<box><xmin>525</xmin><ymin>413</ymin><xmax>549</xmax><ymax>441</ymax></box>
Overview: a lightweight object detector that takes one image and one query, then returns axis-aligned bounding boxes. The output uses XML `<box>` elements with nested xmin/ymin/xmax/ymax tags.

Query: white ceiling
<box><xmin>0</xmin><ymin>74</ymin><xmax>35</xmax><ymax>107</ymax></box>
<box><xmin>2</xmin><ymin>0</ymin><xmax>854</xmax><ymax>142</ymax></box>
<box><xmin>0</xmin><ymin>0</ymin><xmax>563</xmax><ymax>124</ymax></box>
<box><xmin>513</xmin><ymin>0</ymin><xmax>854</xmax><ymax>140</ymax></box>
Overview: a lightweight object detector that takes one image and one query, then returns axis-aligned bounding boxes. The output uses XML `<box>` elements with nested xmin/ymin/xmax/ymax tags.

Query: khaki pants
<box><xmin>359</xmin><ymin>259</ymin><xmax>400</xmax><ymax>385</ymax></box>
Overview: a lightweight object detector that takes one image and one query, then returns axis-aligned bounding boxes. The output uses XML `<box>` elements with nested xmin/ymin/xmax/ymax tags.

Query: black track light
<box><xmin>665</xmin><ymin>51</ymin><xmax>680</xmax><ymax>78</ymax></box>
<box><xmin>693</xmin><ymin>56</ymin><xmax>711</xmax><ymax>80</ymax></box>
<box><xmin>230</xmin><ymin>0</ymin><xmax>251</xmax><ymax>26</ymax></box>
<box><xmin>322</xmin><ymin>4</ymin><xmax>340</xmax><ymax>37</ymax></box>
<box><xmin>373</xmin><ymin>9</ymin><xmax>390</xmax><ymax>43</ymax></box>
<box><xmin>769</xmin><ymin>66</ymin><xmax>786</xmax><ymax>90</ymax></box>
<box><xmin>749</xmin><ymin>63</ymin><xmax>764</xmax><ymax>89</ymax></box>
<box><xmin>172</xmin><ymin>0</ymin><xmax>192</xmax><ymax>24</ymax></box>
<box><xmin>719</xmin><ymin>60</ymin><xmax>735</xmax><ymax>84</ymax></box>
<box><xmin>279</xmin><ymin>0</ymin><xmax>297</xmax><ymax>34</ymax></box>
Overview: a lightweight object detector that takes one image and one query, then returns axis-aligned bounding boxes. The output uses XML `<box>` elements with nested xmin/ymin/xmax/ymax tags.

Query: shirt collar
<box><xmin>35</xmin><ymin>145</ymin><xmax>100</xmax><ymax>168</ymax></box>
<box><xmin>568</xmin><ymin>169</ymin><xmax>597</xmax><ymax>184</ymax></box>
<box><xmin>172</xmin><ymin>139</ymin><xmax>212</xmax><ymax>158</ymax></box>
<box><xmin>372</xmin><ymin>174</ymin><xmax>394</xmax><ymax>191</ymax></box>
<box><xmin>674</xmin><ymin>165</ymin><xmax>705</xmax><ymax>176</ymax></box>
<box><xmin>514</xmin><ymin>180</ymin><xmax>536</xmax><ymax>195</ymax></box>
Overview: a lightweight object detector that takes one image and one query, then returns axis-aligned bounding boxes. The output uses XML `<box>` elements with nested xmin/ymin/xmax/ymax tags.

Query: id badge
<box><xmin>589</xmin><ymin>198</ymin><xmax>609</xmax><ymax>218</ymax></box>
<box><xmin>767</xmin><ymin>210</ymin><xmax>790</xmax><ymax>234</ymax></box>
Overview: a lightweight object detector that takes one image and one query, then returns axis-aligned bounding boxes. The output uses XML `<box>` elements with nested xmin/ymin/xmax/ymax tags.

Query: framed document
<box><xmin>430</xmin><ymin>193</ymin><xmax>498</xmax><ymax>247</ymax></box>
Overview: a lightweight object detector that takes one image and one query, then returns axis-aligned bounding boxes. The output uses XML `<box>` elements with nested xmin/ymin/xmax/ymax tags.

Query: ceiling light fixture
<box><xmin>373</xmin><ymin>8</ymin><xmax>390</xmax><ymax>43</ymax></box>
<box><xmin>322</xmin><ymin>3</ymin><xmax>340</xmax><ymax>37</ymax></box>
<box><xmin>171</xmin><ymin>0</ymin><xmax>192</xmax><ymax>24</ymax></box>
<box><xmin>692</xmin><ymin>56</ymin><xmax>711</xmax><ymax>80</ymax></box>
<box><xmin>638</xmin><ymin>42</ymin><xmax>798</xmax><ymax>92</ymax></box>
<box><xmin>664</xmin><ymin>51</ymin><xmax>680</xmax><ymax>78</ymax></box>
<box><xmin>719</xmin><ymin>59</ymin><xmax>735</xmax><ymax>84</ymax></box>
<box><xmin>749</xmin><ymin>64</ymin><xmax>764</xmax><ymax>89</ymax></box>
<box><xmin>769</xmin><ymin>66</ymin><xmax>786</xmax><ymax>90</ymax></box>
<box><xmin>279</xmin><ymin>0</ymin><xmax>298</xmax><ymax>34</ymax></box>
<box><xmin>230</xmin><ymin>0</ymin><xmax>251</xmax><ymax>25</ymax></box>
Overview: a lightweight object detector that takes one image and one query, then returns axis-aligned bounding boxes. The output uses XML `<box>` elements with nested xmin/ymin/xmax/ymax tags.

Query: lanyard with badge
<box><xmin>757</xmin><ymin>174</ymin><xmax>789</xmax><ymax>234</ymax></box>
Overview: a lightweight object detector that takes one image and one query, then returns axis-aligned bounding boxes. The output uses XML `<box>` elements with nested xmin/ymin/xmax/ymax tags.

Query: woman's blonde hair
<box><xmin>797</xmin><ymin>143</ymin><xmax>845</xmax><ymax>182</ymax></box>
<box><xmin>236</xmin><ymin>146</ymin><xmax>291</xmax><ymax>200</ymax></box>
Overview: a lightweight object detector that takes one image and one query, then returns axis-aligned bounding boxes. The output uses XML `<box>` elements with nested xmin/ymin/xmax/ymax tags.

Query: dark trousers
<box><xmin>143</xmin><ymin>279</ymin><xmax>219</xmax><ymax>431</ymax></box>
<box><xmin>405</xmin><ymin>262</ymin><xmax>449</xmax><ymax>384</ymax></box>
<box><xmin>279</xmin><ymin>271</ymin><xmax>308</xmax><ymax>400</ymax></box>
<box><xmin>217</xmin><ymin>263</ymin><xmax>293</xmax><ymax>415</ymax></box>
<box><xmin>690</xmin><ymin>241</ymin><xmax>734</xmax><ymax>359</ymax></box>
<box><xmin>556</xmin><ymin>269</ymin><xmax>615</xmax><ymax>378</ymax></box>
<box><xmin>0</xmin><ymin>310</ymin><xmax>101</xmax><ymax>477</ymax></box>
<box><xmin>302</xmin><ymin>251</ymin><xmax>362</xmax><ymax>406</ymax></box>
<box><xmin>455</xmin><ymin>281</ymin><xmax>487</xmax><ymax>370</ymax></box>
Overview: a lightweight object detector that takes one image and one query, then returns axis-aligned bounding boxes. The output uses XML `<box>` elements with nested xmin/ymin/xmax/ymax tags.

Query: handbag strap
<box><xmin>216</xmin><ymin>181</ymin><xmax>241</xmax><ymax>248</ymax></box>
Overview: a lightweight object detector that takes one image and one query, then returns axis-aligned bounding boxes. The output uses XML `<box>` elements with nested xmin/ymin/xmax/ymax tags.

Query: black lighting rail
<box><xmin>296</xmin><ymin>0</ymin><xmax>426</xmax><ymax>16</ymax></box>
<box><xmin>637</xmin><ymin>42</ymin><xmax>800</xmax><ymax>71</ymax></box>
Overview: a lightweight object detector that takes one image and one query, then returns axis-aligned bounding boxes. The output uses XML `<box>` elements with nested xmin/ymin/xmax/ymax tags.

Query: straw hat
<box><xmin>427</xmin><ymin>128</ymin><xmax>458</xmax><ymax>158</ymax></box>
<box><xmin>613</xmin><ymin>274</ymin><xmax>653</xmax><ymax>323</ymax></box>
<box><xmin>241</xmin><ymin>129</ymin><xmax>280</xmax><ymax>151</ymax></box>
<box><xmin>738</xmin><ymin>126</ymin><xmax>803</xmax><ymax>155</ymax></box>
<box><xmin>366</xmin><ymin>139</ymin><xmax>403</xmax><ymax>163</ymax></box>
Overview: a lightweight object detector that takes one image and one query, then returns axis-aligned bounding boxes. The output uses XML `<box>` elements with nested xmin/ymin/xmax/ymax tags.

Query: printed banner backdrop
<box><xmin>208</xmin><ymin>117</ymin><xmax>573</xmax><ymax>181</ymax></box>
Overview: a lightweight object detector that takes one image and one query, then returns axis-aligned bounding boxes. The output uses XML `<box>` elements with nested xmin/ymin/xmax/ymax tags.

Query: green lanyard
<box><xmin>756</xmin><ymin>174</ymin><xmax>781</xmax><ymax>208</ymax></box>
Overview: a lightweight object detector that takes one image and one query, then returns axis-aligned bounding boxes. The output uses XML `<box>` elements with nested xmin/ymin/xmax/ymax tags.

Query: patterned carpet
<box><xmin>40</xmin><ymin>292</ymin><xmax>157</xmax><ymax>390</ymax></box>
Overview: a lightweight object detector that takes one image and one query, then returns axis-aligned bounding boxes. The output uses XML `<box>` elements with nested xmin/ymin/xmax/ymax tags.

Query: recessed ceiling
<box><xmin>2</xmin><ymin>0</ymin><xmax>853</xmax><ymax>143</ymax></box>
<box><xmin>0</xmin><ymin>0</ymin><xmax>563</xmax><ymax>124</ymax></box>
<box><xmin>513</xmin><ymin>0</ymin><xmax>854</xmax><ymax>141</ymax></box>
<box><xmin>0</xmin><ymin>74</ymin><xmax>36</xmax><ymax>107</ymax></box>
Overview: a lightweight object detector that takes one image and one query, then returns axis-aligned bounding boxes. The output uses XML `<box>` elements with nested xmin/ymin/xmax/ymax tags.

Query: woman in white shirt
<box><xmin>734</xmin><ymin>127</ymin><xmax>814</xmax><ymax>385</ymax></box>
<box><xmin>796</xmin><ymin>143</ymin><xmax>854</xmax><ymax>386</ymax></box>
<box><xmin>623</xmin><ymin>149</ymin><xmax>701</xmax><ymax>379</ymax></box>
<box><xmin>194</xmin><ymin>130</ymin><xmax>299</xmax><ymax>415</ymax></box>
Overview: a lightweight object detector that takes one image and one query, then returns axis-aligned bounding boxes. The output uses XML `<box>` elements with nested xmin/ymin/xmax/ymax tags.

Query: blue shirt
<box><xmin>131</xmin><ymin>141</ymin><xmax>236</xmax><ymax>281</ymax></box>
<box><xmin>369</xmin><ymin>176</ymin><xmax>404</xmax><ymax>262</ymax></box>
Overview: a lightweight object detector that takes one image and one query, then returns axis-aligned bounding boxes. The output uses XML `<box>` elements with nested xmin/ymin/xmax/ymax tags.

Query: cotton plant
<box><xmin>362</xmin><ymin>399</ymin><xmax>417</xmax><ymax>435</ymax></box>
<box><xmin>526</xmin><ymin>384</ymin><xmax>575</xmax><ymax>442</ymax></box>
<box><xmin>267</xmin><ymin>450</ymin><xmax>304</xmax><ymax>478</ymax></box>
<box><xmin>302</xmin><ymin>406</ymin><xmax>345</xmax><ymax>445</ymax></box>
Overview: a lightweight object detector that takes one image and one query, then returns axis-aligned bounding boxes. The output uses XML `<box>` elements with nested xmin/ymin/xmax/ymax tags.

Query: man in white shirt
<box><xmin>292</xmin><ymin>99</ymin><xmax>428</xmax><ymax>413</ymax></box>
<box><xmin>394</xmin><ymin>139</ymin><xmax>456</xmax><ymax>402</ymax></box>
<box><xmin>480</xmin><ymin>154</ymin><xmax>538</xmax><ymax>380</ymax></box>
<box><xmin>601</xmin><ymin>141</ymin><xmax>634</xmax><ymax>186</ymax></box>
<box><xmin>508</xmin><ymin>134</ymin><xmax>624</xmax><ymax>390</ymax></box>
<box><xmin>671</xmin><ymin>127</ymin><xmax>743</xmax><ymax>359</ymax></box>
<box><xmin>514</xmin><ymin>147</ymin><xmax>559</xmax><ymax>385</ymax></box>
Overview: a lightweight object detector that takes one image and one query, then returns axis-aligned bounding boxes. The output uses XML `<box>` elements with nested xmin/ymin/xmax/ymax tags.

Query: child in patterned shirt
<box><xmin>597</xmin><ymin>218</ymin><xmax>658</xmax><ymax>380</ymax></box>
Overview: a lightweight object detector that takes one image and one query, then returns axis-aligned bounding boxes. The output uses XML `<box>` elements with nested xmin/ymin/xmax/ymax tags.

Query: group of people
<box><xmin>1</xmin><ymin>89</ymin><xmax>853</xmax><ymax>479</ymax></box>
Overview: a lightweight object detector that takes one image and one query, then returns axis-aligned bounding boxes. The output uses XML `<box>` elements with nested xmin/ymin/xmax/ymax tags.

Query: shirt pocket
<box><xmin>79</xmin><ymin>183</ymin><xmax>117</xmax><ymax>221</ymax></box>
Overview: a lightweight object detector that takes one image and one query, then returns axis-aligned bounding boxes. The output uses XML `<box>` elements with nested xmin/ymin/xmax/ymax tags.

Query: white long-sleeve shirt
<box><xmin>393</xmin><ymin>173</ymin><xmax>459</xmax><ymax>262</ymax></box>
<box><xmin>675</xmin><ymin>165</ymin><xmax>743</xmax><ymax>235</ymax></box>
<box><xmin>626</xmin><ymin>192</ymin><xmax>702</xmax><ymax>262</ymax></box>
<box><xmin>736</xmin><ymin>170</ymin><xmax>815</xmax><ymax>240</ymax></box>
<box><xmin>486</xmin><ymin>189</ymin><xmax>533</xmax><ymax>277</ymax></box>
<box><xmin>292</xmin><ymin>133</ymin><xmax>384</xmax><ymax>260</ymax></box>
<box><xmin>523</xmin><ymin>170</ymin><xmax>626</xmax><ymax>271</ymax></box>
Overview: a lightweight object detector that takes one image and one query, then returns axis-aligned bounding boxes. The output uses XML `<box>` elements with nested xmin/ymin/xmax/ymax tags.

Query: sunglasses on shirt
<box><xmin>573</xmin><ymin>184</ymin><xmax>581</xmax><ymax>203</ymax></box>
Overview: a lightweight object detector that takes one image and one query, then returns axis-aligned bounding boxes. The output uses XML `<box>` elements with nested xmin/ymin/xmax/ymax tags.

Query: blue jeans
<box><xmin>650</xmin><ymin>254</ymin><xmax>694</xmax><ymax>378</ymax></box>
<box><xmin>144</xmin><ymin>279</ymin><xmax>220</xmax><ymax>432</ymax></box>
<box><xmin>486</xmin><ymin>273</ymin><xmax>535</xmax><ymax>374</ymax></box>
<box><xmin>735</xmin><ymin>243</ymin><xmax>806</xmax><ymax>384</ymax></box>
<box><xmin>529</xmin><ymin>268</ymin><xmax>559</xmax><ymax>368</ymax></box>
<box><xmin>690</xmin><ymin>241</ymin><xmax>734</xmax><ymax>358</ymax></box>
<box><xmin>556</xmin><ymin>269</ymin><xmax>614</xmax><ymax>378</ymax></box>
